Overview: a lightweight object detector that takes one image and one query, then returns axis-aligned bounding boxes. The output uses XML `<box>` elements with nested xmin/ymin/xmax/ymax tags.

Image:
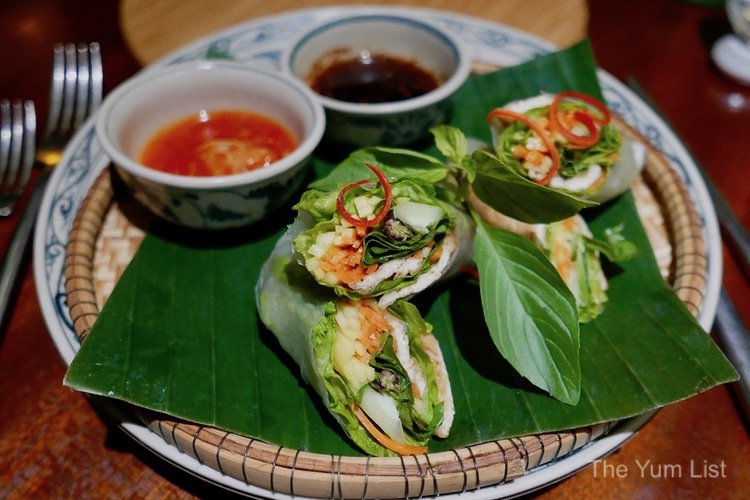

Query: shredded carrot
<box><xmin>428</xmin><ymin>243</ymin><xmax>443</xmax><ymax>264</ymax></box>
<box><xmin>487</xmin><ymin>108</ymin><xmax>561</xmax><ymax>185</ymax></box>
<box><xmin>352</xmin><ymin>404</ymin><xmax>427</xmax><ymax>456</ymax></box>
<box><xmin>358</xmin><ymin>302</ymin><xmax>391</xmax><ymax>354</ymax></box>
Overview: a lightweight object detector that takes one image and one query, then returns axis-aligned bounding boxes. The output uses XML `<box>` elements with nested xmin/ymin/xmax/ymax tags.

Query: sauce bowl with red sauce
<box><xmin>282</xmin><ymin>10</ymin><xmax>471</xmax><ymax>147</ymax></box>
<box><xmin>95</xmin><ymin>60</ymin><xmax>325</xmax><ymax>229</ymax></box>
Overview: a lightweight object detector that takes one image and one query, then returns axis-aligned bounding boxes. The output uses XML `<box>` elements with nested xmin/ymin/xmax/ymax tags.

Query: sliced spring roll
<box><xmin>292</xmin><ymin>164</ymin><xmax>474</xmax><ymax>307</ymax></box>
<box><xmin>470</xmin><ymin>190</ymin><xmax>636</xmax><ymax>322</ymax></box>
<box><xmin>256</xmin><ymin>221</ymin><xmax>454</xmax><ymax>456</ymax></box>
<box><xmin>488</xmin><ymin>92</ymin><xmax>646</xmax><ymax>203</ymax></box>
<box><xmin>535</xmin><ymin>216</ymin><xmax>609</xmax><ymax>323</ymax></box>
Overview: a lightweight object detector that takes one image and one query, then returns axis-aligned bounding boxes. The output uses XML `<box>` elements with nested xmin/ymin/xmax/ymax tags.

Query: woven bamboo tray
<box><xmin>62</xmin><ymin>118</ymin><xmax>706</xmax><ymax>498</ymax></box>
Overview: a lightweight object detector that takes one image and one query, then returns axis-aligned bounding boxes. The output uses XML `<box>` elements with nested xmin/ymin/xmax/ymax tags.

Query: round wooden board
<box><xmin>62</xmin><ymin>113</ymin><xmax>706</xmax><ymax>498</ymax></box>
<box><xmin>119</xmin><ymin>0</ymin><xmax>589</xmax><ymax>65</ymax></box>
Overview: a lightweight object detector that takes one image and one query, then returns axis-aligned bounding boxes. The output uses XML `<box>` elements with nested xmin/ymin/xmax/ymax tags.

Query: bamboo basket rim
<box><xmin>62</xmin><ymin>116</ymin><xmax>707</xmax><ymax>499</ymax></box>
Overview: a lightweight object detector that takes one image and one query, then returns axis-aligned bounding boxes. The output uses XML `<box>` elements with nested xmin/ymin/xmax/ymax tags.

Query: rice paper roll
<box><xmin>534</xmin><ymin>216</ymin><xmax>609</xmax><ymax>323</ymax></box>
<box><xmin>488</xmin><ymin>93</ymin><xmax>646</xmax><ymax>203</ymax></box>
<box><xmin>470</xmin><ymin>190</ymin><xmax>636</xmax><ymax>323</ymax></box>
<box><xmin>256</xmin><ymin>220</ymin><xmax>454</xmax><ymax>456</ymax></box>
<box><xmin>292</xmin><ymin>160</ymin><xmax>474</xmax><ymax>307</ymax></box>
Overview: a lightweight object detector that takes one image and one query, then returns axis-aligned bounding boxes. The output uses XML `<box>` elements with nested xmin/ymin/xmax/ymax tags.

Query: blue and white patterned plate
<box><xmin>33</xmin><ymin>6</ymin><xmax>721</xmax><ymax>499</ymax></box>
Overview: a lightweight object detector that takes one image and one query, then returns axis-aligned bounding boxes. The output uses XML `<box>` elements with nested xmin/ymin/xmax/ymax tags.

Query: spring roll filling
<box><xmin>295</xmin><ymin>179</ymin><xmax>454</xmax><ymax>300</ymax></box>
<box><xmin>535</xmin><ymin>216</ymin><xmax>609</xmax><ymax>322</ymax></box>
<box><xmin>321</xmin><ymin>300</ymin><xmax>445</xmax><ymax>448</ymax></box>
<box><xmin>493</xmin><ymin>94</ymin><xmax>622</xmax><ymax>195</ymax></box>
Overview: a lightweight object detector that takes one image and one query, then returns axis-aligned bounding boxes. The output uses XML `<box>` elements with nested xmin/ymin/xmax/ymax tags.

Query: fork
<box><xmin>0</xmin><ymin>42</ymin><xmax>103</xmax><ymax>336</ymax></box>
<box><xmin>0</xmin><ymin>99</ymin><xmax>36</xmax><ymax>216</ymax></box>
<box><xmin>36</xmin><ymin>43</ymin><xmax>103</xmax><ymax>168</ymax></box>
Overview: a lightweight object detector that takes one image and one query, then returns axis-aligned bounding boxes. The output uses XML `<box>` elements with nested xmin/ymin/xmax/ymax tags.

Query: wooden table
<box><xmin>1</xmin><ymin>1</ymin><xmax>748</xmax><ymax>498</ymax></box>
<box><xmin>117</xmin><ymin>0</ymin><xmax>588</xmax><ymax>65</ymax></box>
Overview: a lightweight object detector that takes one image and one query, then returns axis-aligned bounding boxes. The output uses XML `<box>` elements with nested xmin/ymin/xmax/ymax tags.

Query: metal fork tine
<box><xmin>0</xmin><ymin>100</ymin><xmax>34</xmax><ymax>217</ymax></box>
<box><xmin>58</xmin><ymin>43</ymin><xmax>77</xmax><ymax>138</ymax></box>
<box><xmin>0</xmin><ymin>100</ymin><xmax>10</xmax><ymax>180</ymax></box>
<box><xmin>73</xmin><ymin>43</ymin><xmax>90</xmax><ymax>130</ymax></box>
<box><xmin>17</xmin><ymin>101</ymin><xmax>36</xmax><ymax>194</ymax></box>
<box><xmin>89</xmin><ymin>42</ymin><xmax>103</xmax><ymax>113</ymax></box>
<box><xmin>44</xmin><ymin>44</ymin><xmax>65</xmax><ymax>142</ymax></box>
<box><xmin>0</xmin><ymin>40</ymin><xmax>101</xmax><ymax>332</ymax></box>
<box><xmin>5</xmin><ymin>101</ymin><xmax>24</xmax><ymax>189</ymax></box>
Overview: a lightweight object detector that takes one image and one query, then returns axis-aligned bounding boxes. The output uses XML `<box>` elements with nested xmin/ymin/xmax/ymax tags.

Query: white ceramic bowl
<box><xmin>282</xmin><ymin>12</ymin><xmax>472</xmax><ymax>147</ymax></box>
<box><xmin>95</xmin><ymin>60</ymin><xmax>325</xmax><ymax>229</ymax></box>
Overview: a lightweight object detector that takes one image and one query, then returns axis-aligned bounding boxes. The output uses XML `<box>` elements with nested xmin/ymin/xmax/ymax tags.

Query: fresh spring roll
<box><xmin>292</xmin><ymin>163</ymin><xmax>474</xmax><ymax>307</ymax></box>
<box><xmin>470</xmin><ymin>191</ymin><xmax>636</xmax><ymax>322</ymax></box>
<box><xmin>534</xmin><ymin>216</ymin><xmax>609</xmax><ymax>323</ymax></box>
<box><xmin>488</xmin><ymin>92</ymin><xmax>646</xmax><ymax>203</ymax></box>
<box><xmin>256</xmin><ymin>220</ymin><xmax>454</xmax><ymax>456</ymax></box>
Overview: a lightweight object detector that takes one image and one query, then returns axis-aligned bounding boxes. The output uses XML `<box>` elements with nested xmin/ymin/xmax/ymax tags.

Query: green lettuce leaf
<box><xmin>309</xmin><ymin>147</ymin><xmax>449</xmax><ymax>192</ymax></box>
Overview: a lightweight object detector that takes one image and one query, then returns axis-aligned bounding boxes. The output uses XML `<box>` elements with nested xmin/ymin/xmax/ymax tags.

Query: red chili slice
<box><xmin>487</xmin><ymin>108</ymin><xmax>561</xmax><ymax>185</ymax></box>
<box><xmin>549</xmin><ymin>91</ymin><xmax>612</xmax><ymax>149</ymax></box>
<box><xmin>553</xmin><ymin>91</ymin><xmax>612</xmax><ymax>125</ymax></box>
<box><xmin>336</xmin><ymin>163</ymin><xmax>393</xmax><ymax>228</ymax></box>
<box><xmin>460</xmin><ymin>265</ymin><xmax>480</xmax><ymax>282</ymax></box>
<box><xmin>556</xmin><ymin>109</ymin><xmax>600</xmax><ymax>149</ymax></box>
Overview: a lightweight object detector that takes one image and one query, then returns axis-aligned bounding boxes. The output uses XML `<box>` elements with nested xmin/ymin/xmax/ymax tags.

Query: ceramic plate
<box><xmin>33</xmin><ymin>6</ymin><xmax>721</xmax><ymax>498</ymax></box>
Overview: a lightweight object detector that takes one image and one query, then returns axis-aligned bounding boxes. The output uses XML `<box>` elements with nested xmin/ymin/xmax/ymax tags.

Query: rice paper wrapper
<box><xmin>255</xmin><ymin>218</ymin><xmax>454</xmax><ymax>456</ymax></box>
<box><xmin>292</xmin><ymin>205</ymin><xmax>475</xmax><ymax>308</ymax></box>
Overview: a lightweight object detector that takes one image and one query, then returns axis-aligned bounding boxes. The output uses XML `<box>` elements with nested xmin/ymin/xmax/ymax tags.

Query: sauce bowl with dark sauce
<box><xmin>282</xmin><ymin>11</ymin><xmax>471</xmax><ymax>147</ymax></box>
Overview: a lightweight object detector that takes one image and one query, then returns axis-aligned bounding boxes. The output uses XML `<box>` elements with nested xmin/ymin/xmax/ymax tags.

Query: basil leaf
<box><xmin>472</xmin><ymin>150</ymin><xmax>597</xmax><ymax>223</ymax></box>
<box><xmin>431</xmin><ymin>125</ymin><xmax>476</xmax><ymax>182</ymax></box>
<box><xmin>473</xmin><ymin>220</ymin><xmax>581</xmax><ymax>405</ymax></box>
<box><xmin>309</xmin><ymin>147</ymin><xmax>449</xmax><ymax>192</ymax></box>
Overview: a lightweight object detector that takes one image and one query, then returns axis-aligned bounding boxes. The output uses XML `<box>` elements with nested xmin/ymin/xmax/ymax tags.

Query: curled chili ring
<box><xmin>550</xmin><ymin>91</ymin><xmax>611</xmax><ymax>148</ymax></box>
<box><xmin>553</xmin><ymin>91</ymin><xmax>611</xmax><ymax>125</ymax></box>
<box><xmin>336</xmin><ymin>163</ymin><xmax>393</xmax><ymax>227</ymax></box>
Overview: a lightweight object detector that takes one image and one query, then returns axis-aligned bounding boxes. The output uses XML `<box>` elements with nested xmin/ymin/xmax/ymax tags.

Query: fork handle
<box><xmin>0</xmin><ymin>169</ymin><xmax>51</xmax><ymax>337</ymax></box>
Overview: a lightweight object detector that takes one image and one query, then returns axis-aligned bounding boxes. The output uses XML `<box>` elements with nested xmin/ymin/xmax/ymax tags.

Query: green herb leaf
<box><xmin>473</xmin><ymin>221</ymin><xmax>581</xmax><ymax>404</ymax></box>
<box><xmin>309</xmin><ymin>147</ymin><xmax>449</xmax><ymax>192</ymax></box>
<box><xmin>431</xmin><ymin>125</ymin><xmax>475</xmax><ymax>182</ymax></box>
<box><xmin>472</xmin><ymin>150</ymin><xmax>597</xmax><ymax>223</ymax></box>
<box><xmin>583</xmin><ymin>224</ymin><xmax>640</xmax><ymax>262</ymax></box>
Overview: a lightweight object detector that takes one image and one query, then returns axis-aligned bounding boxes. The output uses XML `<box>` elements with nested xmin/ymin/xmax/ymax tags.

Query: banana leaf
<box><xmin>64</xmin><ymin>39</ymin><xmax>737</xmax><ymax>456</ymax></box>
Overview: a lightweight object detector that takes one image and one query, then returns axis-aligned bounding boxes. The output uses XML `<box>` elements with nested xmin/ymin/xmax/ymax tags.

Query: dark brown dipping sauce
<box><xmin>309</xmin><ymin>52</ymin><xmax>440</xmax><ymax>103</ymax></box>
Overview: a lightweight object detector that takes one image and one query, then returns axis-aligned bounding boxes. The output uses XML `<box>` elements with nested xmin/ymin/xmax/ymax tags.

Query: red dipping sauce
<box><xmin>140</xmin><ymin>109</ymin><xmax>298</xmax><ymax>177</ymax></box>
